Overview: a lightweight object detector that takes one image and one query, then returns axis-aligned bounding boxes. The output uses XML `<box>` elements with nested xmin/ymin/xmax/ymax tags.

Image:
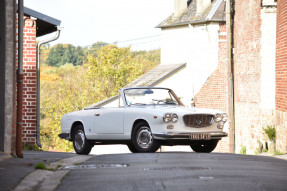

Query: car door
<box><xmin>94</xmin><ymin>107</ymin><xmax>124</xmax><ymax>134</ymax></box>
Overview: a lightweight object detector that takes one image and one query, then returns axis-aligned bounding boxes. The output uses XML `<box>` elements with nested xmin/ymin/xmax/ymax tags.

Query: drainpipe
<box><xmin>16</xmin><ymin>0</ymin><xmax>24</xmax><ymax>158</ymax></box>
<box><xmin>226</xmin><ymin>0</ymin><xmax>235</xmax><ymax>153</ymax></box>
<box><xmin>36</xmin><ymin>28</ymin><xmax>62</xmax><ymax>148</ymax></box>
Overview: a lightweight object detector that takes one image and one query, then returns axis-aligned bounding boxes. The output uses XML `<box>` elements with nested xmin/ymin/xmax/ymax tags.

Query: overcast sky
<box><xmin>24</xmin><ymin>0</ymin><xmax>174</xmax><ymax>50</ymax></box>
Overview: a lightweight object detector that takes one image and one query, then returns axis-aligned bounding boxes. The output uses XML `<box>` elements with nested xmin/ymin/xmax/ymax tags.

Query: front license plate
<box><xmin>190</xmin><ymin>133</ymin><xmax>211</xmax><ymax>140</ymax></box>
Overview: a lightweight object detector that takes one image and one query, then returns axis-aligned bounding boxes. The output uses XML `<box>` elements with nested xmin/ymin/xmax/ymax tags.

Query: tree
<box><xmin>46</xmin><ymin>44</ymin><xmax>84</xmax><ymax>67</ymax></box>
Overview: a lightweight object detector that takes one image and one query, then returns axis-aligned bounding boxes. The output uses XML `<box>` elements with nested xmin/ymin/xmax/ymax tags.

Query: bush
<box><xmin>263</xmin><ymin>125</ymin><xmax>276</xmax><ymax>141</ymax></box>
<box><xmin>23</xmin><ymin>143</ymin><xmax>42</xmax><ymax>151</ymax></box>
<box><xmin>239</xmin><ymin>145</ymin><xmax>246</xmax><ymax>155</ymax></box>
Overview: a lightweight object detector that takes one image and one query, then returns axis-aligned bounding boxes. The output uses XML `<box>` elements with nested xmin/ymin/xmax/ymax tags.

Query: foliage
<box><xmin>239</xmin><ymin>145</ymin><xmax>246</xmax><ymax>155</ymax></box>
<box><xmin>46</xmin><ymin>44</ymin><xmax>84</xmax><ymax>67</ymax></box>
<box><xmin>274</xmin><ymin>150</ymin><xmax>284</xmax><ymax>156</ymax></box>
<box><xmin>35</xmin><ymin>163</ymin><xmax>54</xmax><ymax>171</ymax></box>
<box><xmin>263</xmin><ymin>125</ymin><xmax>276</xmax><ymax>141</ymax></box>
<box><xmin>84</xmin><ymin>41</ymin><xmax>108</xmax><ymax>57</ymax></box>
<box><xmin>39</xmin><ymin>43</ymin><xmax>51</xmax><ymax>66</ymax></box>
<box><xmin>23</xmin><ymin>143</ymin><xmax>42</xmax><ymax>151</ymax></box>
<box><xmin>35</xmin><ymin>163</ymin><xmax>46</xmax><ymax>170</ymax></box>
<box><xmin>40</xmin><ymin>45</ymin><xmax>160</xmax><ymax>151</ymax></box>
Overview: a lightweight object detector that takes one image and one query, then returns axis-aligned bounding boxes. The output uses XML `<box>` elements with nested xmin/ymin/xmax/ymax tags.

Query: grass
<box><xmin>35</xmin><ymin>163</ymin><xmax>54</xmax><ymax>171</ymax></box>
<box><xmin>23</xmin><ymin>144</ymin><xmax>42</xmax><ymax>151</ymax></box>
<box><xmin>274</xmin><ymin>150</ymin><xmax>285</xmax><ymax>156</ymax></box>
<box><xmin>239</xmin><ymin>145</ymin><xmax>246</xmax><ymax>155</ymax></box>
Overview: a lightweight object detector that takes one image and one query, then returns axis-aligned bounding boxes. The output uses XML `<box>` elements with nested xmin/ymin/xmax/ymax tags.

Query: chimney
<box><xmin>196</xmin><ymin>0</ymin><xmax>211</xmax><ymax>15</ymax></box>
<box><xmin>174</xmin><ymin>0</ymin><xmax>187</xmax><ymax>18</ymax></box>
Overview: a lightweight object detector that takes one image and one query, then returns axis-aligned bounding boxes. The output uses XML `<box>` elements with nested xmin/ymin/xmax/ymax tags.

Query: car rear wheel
<box><xmin>190</xmin><ymin>140</ymin><xmax>218</xmax><ymax>153</ymax></box>
<box><xmin>131</xmin><ymin>122</ymin><xmax>160</xmax><ymax>153</ymax></box>
<box><xmin>73</xmin><ymin>125</ymin><xmax>92</xmax><ymax>155</ymax></box>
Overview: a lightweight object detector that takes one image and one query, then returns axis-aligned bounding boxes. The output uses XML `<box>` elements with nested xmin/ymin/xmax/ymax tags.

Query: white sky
<box><xmin>24</xmin><ymin>0</ymin><xmax>174</xmax><ymax>50</ymax></box>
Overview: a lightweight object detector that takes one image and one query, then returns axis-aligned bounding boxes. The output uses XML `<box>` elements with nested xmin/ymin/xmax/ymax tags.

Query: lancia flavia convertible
<box><xmin>59</xmin><ymin>87</ymin><xmax>228</xmax><ymax>154</ymax></box>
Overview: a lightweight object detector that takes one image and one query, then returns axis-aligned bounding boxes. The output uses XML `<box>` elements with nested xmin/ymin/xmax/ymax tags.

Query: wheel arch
<box><xmin>131</xmin><ymin>119</ymin><xmax>149</xmax><ymax>136</ymax></box>
<box><xmin>70</xmin><ymin>121</ymin><xmax>84</xmax><ymax>140</ymax></box>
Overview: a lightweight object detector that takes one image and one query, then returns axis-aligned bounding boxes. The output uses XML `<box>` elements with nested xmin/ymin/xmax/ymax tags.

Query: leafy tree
<box><xmin>84</xmin><ymin>41</ymin><xmax>108</xmax><ymax>57</ymax></box>
<box><xmin>46</xmin><ymin>44</ymin><xmax>84</xmax><ymax>67</ymax></box>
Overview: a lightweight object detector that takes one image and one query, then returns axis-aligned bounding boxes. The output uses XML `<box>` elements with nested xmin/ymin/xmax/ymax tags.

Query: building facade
<box><xmin>276</xmin><ymin>0</ymin><xmax>287</xmax><ymax>153</ymax></box>
<box><xmin>157</xmin><ymin>0</ymin><xmax>230</xmax><ymax>152</ymax></box>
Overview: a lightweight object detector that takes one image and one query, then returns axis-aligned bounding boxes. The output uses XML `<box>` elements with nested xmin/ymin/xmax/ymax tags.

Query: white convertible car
<box><xmin>59</xmin><ymin>87</ymin><xmax>228</xmax><ymax>154</ymax></box>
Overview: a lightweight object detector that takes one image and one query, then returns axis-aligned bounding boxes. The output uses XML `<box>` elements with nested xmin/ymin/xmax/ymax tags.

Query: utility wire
<box><xmin>85</xmin><ymin>35</ymin><xmax>161</xmax><ymax>48</ymax></box>
<box><xmin>114</xmin><ymin>35</ymin><xmax>160</xmax><ymax>43</ymax></box>
<box><xmin>124</xmin><ymin>39</ymin><xmax>161</xmax><ymax>46</ymax></box>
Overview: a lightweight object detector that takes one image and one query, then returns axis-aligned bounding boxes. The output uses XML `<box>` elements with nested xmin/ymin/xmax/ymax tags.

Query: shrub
<box><xmin>263</xmin><ymin>125</ymin><xmax>276</xmax><ymax>141</ymax></box>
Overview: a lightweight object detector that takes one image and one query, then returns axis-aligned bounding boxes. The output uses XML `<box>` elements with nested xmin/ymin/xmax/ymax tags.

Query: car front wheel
<box><xmin>190</xmin><ymin>140</ymin><xmax>218</xmax><ymax>153</ymax></box>
<box><xmin>131</xmin><ymin>122</ymin><xmax>160</xmax><ymax>153</ymax></box>
<box><xmin>73</xmin><ymin>125</ymin><xmax>92</xmax><ymax>155</ymax></box>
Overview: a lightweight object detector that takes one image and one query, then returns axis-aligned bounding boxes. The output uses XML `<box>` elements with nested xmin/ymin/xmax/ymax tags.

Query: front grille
<box><xmin>183</xmin><ymin>114</ymin><xmax>214</xmax><ymax>128</ymax></box>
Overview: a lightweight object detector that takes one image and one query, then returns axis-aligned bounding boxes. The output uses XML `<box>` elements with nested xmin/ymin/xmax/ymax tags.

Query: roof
<box><xmin>125</xmin><ymin>63</ymin><xmax>186</xmax><ymax>87</ymax></box>
<box><xmin>157</xmin><ymin>0</ymin><xmax>225</xmax><ymax>28</ymax></box>
<box><xmin>18</xmin><ymin>5</ymin><xmax>61</xmax><ymax>37</ymax></box>
<box><xmin>85</xmin><ymin>63</ymin><xmax>186</xmax><ymax>108</ymax></box>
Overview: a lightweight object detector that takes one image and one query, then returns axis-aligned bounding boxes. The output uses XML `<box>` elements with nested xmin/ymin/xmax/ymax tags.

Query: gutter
<box><xmin>16</xmin><ymin>0</ymin><xmax>24</xmax><ymax>158</ymax></box>
<box><xmin>36</xmin><ymin>28</ymin><xmax>62</xmax><ymax>148</ymax></box>
<box><xmin>226</xmin><ymin>0</ymin><xmax>235</xmax><ymax>153</ymax></box>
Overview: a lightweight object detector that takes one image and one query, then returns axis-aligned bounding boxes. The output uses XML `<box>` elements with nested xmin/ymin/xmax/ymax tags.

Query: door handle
<box><xmin>95</xmin><ymin>114</ymin><xmax>100</xmax><ymax>116</ymax></box>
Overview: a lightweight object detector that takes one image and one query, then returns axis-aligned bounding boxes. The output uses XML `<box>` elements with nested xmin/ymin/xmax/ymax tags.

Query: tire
<box><xmin>131</xmin><ymin>122</ymin><xmax>160</xmax><ymax>153</ymax></box>
<box><xmin>190</xmin><ymin>140</ymin><xmax>218</xmax><ymax>153</ymax></box>
<box><xmin>127</xmin><ymin>143</ymin><xmax>138</xmax><ymax>153</ymax></box>
<box><xmin>72</xmin><ymin>125</ymin><xmax>92</xmax><ymax>155</ymax></box>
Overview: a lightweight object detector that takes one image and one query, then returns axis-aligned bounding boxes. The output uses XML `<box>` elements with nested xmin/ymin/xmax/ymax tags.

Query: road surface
<box><xmin>56</xmin><ymin>152</ymin><xmax>287</xmax><ymax>191</ymax></box>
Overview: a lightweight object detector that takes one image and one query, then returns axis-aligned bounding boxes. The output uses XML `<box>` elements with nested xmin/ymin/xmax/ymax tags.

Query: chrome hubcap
<box><xmin>75</xmin><ymin>130</ymin><xmax>85</xmax><ymax>151</ymax></box>
<box><xmin>137</xmin><ymin>127</ymin><xmax>153</xmax><ymax>149</ymax></box>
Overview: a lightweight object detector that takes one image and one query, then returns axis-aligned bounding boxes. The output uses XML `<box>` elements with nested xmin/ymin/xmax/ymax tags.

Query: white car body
<box><xmin>59</xmin><ymin>87</ymin><xmax>228</xmax><ymax>154</ymax></box>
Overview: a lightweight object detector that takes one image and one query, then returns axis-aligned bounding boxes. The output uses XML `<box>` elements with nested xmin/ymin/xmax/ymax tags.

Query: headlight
<box><xmin>163</xmin><ymin>113</ymin><xmax>172</xmax><ymax>122</ymax></box>
<box><xmin>214</xmin><ymin>113</ymin><xmax>222</xmax><ymax>122</ymax></box>
<box><xmin>222</xmin><ymin>113</ymin><xmax>228</xmax><ymax>122</ymax></box>
<box><xmin>171</xmin><ymin>114</ymin><xmax>178</xmax><ymax>123</ymax></box>
<box><xmin>217</xmin><ymin>122</ymin><xmax>225</xmax><ymax>129</ymax></box>
<box><xmin>163</xmin><ymin>113</ymin><xmax>178</xmax><ymax>123</ymax></box>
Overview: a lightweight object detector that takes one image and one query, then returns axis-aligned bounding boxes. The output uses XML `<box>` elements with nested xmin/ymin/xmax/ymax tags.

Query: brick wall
<box><xmin>276</xmin><ymin>0</ymin><xmax>287</xmax><ymax>153</ymax></box>
<box><xmin>16</xmin><ymin>15</ymin><xmax>37</xmax><ymax>144</ymax></box>
<box><xmin>193</xmin><ymin>22</ymin><xmax>230</xmax><ymax>152</ymax></box>
<box><xmin>233</xmin><ymin>0</ymin><xmax>262</xmax><ymax>154</ymax></box>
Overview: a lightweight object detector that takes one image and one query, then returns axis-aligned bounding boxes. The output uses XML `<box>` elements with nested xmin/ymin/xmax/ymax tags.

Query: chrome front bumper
<box><xmin>153</xmin><ymin>132</ymin><xmax>228</xmax><ymax>140</ymax></box>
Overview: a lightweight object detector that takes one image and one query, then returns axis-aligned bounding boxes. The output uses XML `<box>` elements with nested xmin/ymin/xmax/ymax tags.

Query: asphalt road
<box><xmin>56</xmin><ymin>152</ymin><xmax>287</xmax><ymax>191</ymax></box>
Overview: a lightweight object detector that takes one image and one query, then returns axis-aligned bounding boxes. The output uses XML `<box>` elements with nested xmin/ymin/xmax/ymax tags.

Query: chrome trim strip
<box><xmin>153</xmin><ymin>132</ymin><xmax>228</xmax><ymax>140</ymax></box>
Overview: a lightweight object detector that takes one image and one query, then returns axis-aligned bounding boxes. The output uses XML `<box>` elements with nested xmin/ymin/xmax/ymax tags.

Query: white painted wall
<box><xmin>260</xmin><ymin>7</ymin><xmax>277</xmax><ymax>110</ymax></box>
<box><xmin>159</xmin><ymin>23</ymin><xmax>220</xmax><ymax>106</ymax></box>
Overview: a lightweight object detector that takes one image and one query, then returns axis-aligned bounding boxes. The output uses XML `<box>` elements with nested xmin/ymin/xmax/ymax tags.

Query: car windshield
<box><xmin>124</xmin><ymin>88</ymin><xmax>179</xmax><ymax>106</ymax></box>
